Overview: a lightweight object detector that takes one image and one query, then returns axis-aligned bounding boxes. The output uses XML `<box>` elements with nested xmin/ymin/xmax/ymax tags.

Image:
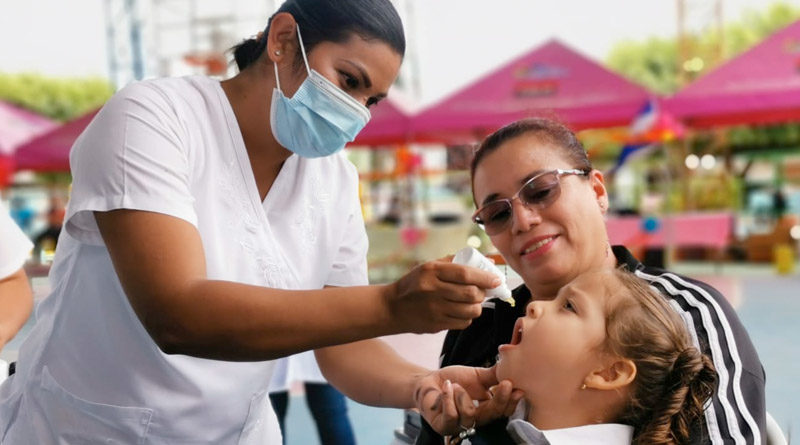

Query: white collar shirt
<box><xmin>0</xmin><ymin>76</ymin><xmax>368</xmax><ymax>444</ymax></box>
<box><xmin>505</xmin><ymin>401</ymin><xmax>635</xmax><ymax>445</ymax></box>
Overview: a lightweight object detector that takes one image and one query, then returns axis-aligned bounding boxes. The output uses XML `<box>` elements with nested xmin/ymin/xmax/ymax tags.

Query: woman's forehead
<box><xmin>473</xmin><ymin>137</ymin><xmax>572</xmax><ymax>189</ymax></box>
<box><xmin>483</xmin><ymin>136</ymin><xmax>571</xmax><ymax>170</ymax></box>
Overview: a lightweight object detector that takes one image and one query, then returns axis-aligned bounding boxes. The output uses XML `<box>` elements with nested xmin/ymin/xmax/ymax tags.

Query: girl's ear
<box><xmin>584</xmin><ymin>358</ymin><xmax>636</xmax><ymax>391</ymax></box>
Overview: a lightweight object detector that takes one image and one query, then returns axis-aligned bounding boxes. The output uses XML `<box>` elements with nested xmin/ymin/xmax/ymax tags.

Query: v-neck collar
<box><xmin>213</xmin><ymin>79</ymin><xmax>297</xmax><ymax>217</ymax></box>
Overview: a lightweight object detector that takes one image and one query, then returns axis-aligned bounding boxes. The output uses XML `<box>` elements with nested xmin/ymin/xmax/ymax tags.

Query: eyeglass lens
<box><xmin>478</xmin><ymin>172</ymin><xmax>562</xmax><ymax>234</ymax></box>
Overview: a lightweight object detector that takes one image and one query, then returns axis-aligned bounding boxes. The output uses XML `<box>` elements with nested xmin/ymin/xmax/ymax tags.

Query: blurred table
<box><xmin>606</xmin><ymin>211</ymin><xmax>734</xmax><ymax>249</ymax></box>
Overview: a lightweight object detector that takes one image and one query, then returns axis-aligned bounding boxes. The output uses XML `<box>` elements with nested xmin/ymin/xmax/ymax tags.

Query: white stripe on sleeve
<box><xmin>637</xmin><ymin>270</ymin><xmax>761</xmax><ymax>445</ymax></box>
<box><xmin>667</xmin><ymin>298</ymin><xmax>724</xmax><ymax>444</ymax></box>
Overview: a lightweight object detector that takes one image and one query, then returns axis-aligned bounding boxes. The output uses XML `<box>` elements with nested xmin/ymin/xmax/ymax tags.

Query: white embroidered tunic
<box><xmin>0</xmin><ymin>76</ymin><xmax>368</xmax><ymax>444</ymax></box>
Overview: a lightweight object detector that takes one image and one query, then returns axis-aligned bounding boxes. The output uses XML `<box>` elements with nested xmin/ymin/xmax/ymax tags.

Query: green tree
<box><xmin>607</xmin><ymin>2</ymin><xmax>800</xmax><ymax>94</ymax></box>
<box><xmin>0</xmin><ymin>72</ymin><xmax>114</xmax><ymax>122</ymax></box>
<box><xmin>606</xmin><ymin>38</ymin><xmax>680</xmax><ymax>95</ymax></box>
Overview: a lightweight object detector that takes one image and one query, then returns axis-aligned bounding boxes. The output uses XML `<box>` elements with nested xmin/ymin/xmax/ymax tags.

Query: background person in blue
<box><xmin>7</xmin><ymin>196</ymin><xmax>35</xmax><ymax>236</ymax></box>
<box><xmin>0</xmin><ymin>1</ymin><xmax>506</xmax><ymax>443</ymax></box>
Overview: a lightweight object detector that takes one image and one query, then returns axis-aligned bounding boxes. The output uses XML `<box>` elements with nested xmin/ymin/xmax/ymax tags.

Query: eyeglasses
<box><xmin>472</xmin><ymin>168</ymin><xmax>589</xmax><ymax>235</ymax></box>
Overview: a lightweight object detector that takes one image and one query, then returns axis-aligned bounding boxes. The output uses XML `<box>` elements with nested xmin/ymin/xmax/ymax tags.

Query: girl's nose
<box><xmin>526</xmin><ymin>300</ymin><xmax>543</xmax><ymax>318</ymax></box>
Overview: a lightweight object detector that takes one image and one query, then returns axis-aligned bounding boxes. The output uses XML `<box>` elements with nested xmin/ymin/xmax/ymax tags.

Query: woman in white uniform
<box><xmin>0</xmin><ymin>1</ymin><xmax>504</xmax><ymax>443</ymax></box>
<box><xmin>0</xmin><ymin>200</ymin><xmax>33</xmax><ymax>360</ymax></box>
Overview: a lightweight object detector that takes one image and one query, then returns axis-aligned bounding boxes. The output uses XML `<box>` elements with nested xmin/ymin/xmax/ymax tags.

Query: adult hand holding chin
<box><xmin>414</xmin><ymin>365</ymin><xmax>489</xmax><ymax>436</ymax></box>
<box><xmin>385</xmin><ymin>259</ymin><xmax>501</xmax><ymax>334</ymax></box>
<box><xmin>414</xmin><ymin>365</ymin><xmax>525</xmax><ymax>437</ymax></box>
<box><xmin>474</xmin><ymin>378</ymin><xmax>525</xmax><ymax>425</ymax></box>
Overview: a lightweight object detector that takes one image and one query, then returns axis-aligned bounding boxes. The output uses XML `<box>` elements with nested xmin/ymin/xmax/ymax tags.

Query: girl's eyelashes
<box><xmin>562</xmin><ymin>298</ymin><xmax>577</xmax><ymax>314</ymax></box>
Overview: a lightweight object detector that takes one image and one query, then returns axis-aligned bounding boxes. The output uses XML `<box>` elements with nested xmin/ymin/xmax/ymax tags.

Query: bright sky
<box><xmin>1</xmin><ymin>0</ymin><xmax>798</xmax><ymax>105</ymax></box>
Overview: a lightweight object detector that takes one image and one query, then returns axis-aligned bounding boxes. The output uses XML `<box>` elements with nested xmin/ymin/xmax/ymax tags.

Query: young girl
<box><xmin>468</xmin><ymin>267</ymin><xmax>717</xmax><ymax>444</ymax></box>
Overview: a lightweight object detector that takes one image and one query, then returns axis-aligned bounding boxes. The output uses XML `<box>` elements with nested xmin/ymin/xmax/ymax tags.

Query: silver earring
<box><xmin>581</xmin><ymin>383</ymin><xmax>587</xmax><ymax>390</ymax></box>
<box><xmin>274</xmin><ymin>50</ymin><xmax>281</xmax><ymax>56</ymax></box>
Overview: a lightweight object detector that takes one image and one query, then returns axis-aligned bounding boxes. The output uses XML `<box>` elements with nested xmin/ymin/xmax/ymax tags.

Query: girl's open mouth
<box><xmin>510</xmin><ymin>318</ymin><xmax>524</xmax><ymax>345</ymax></box>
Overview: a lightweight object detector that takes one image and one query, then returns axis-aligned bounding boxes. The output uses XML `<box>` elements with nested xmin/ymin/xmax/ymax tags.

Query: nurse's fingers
<box><xmin>475</xmin><ymin>380</ymin><xmax>524</xmax><ymax>425</ymax></box>
<box><xmin>389</xmin><ymin>261</ymin><xmax>488</xmax><ymax>333</ymax></box>
<box><xmin>435</xmin><ymin>262</ymin><xmax>501</xmax><ymax>291</ymax></box>
<box><xmin>505</xmin><ymin>389</ymin><xmax>525</xmax><ymax>417</ymax></box>
<box><xmin>439</xmin><ymin>380</ymin><xmax>476</xmax><ymax>436</ymax></box>
<box><xmin>439</xmin><ymin>379</ymin><xmax>458</xmax><ymax>433</ymax></box>
<box><xmin>452</xmin><ymin>382</ymin><xmax>477</xmax><ymax>424</ymax></box>
<box><xmin>420</xmin><ymin>379</ymin><xmax>456</xmax><ymax>435</ymax></box>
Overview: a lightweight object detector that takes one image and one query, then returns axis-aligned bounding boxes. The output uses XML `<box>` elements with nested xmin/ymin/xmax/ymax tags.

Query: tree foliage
<box><xmin>606</xmin><ymin>38</ymin><xmax>680</xmax><ymax>95</ymax></box>
<box><xmin>607</xmin><ymin>2</ymin><xmax>800</xmax><ymax>94</ymax></box>
<box><xmin>0</xmin><ymin>72</ymin><xmax>114</xmax><ymax>122</ymax></box>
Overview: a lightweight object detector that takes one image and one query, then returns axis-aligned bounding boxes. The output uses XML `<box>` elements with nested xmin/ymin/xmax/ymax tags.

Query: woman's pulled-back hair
<box><xmin>469</xmin><ymin>118</ymin><xmax>593</xmax><ymax>182</ymax></box>
<box><xmin>232</xmin><ymin>0</ymin><xmax>405</xmax><ymax>71</ymax></box>
<box><xmin>606</xmin><ymin>268</ymin><xmax>717</xmax><ymax>445</ymax></box>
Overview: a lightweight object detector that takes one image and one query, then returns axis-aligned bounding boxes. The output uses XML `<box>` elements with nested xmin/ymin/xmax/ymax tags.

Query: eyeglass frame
<box><xmin>471</xmin><ymin>168</ymin><xmax>590</xmax><ymax>235</ymax></box>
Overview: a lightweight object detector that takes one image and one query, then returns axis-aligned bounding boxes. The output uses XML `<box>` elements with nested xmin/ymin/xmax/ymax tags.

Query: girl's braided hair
<box><xmin>606</xmin><ymin>268</ymin><xmax>717</xmax><ymax>444</ymax></box>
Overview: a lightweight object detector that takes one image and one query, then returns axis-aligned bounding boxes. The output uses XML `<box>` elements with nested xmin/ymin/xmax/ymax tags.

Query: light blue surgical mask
<box><xmin>270</xmin><ymin>25</ymin><xmax>371</xmax><ymax>158</ymax></box>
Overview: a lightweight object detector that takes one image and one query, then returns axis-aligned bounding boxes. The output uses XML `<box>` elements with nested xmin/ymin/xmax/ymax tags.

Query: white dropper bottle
<box><xmin>452</xmin><ymin>247</ymin><xmax>515</xmax><ymax>306</ymax></box>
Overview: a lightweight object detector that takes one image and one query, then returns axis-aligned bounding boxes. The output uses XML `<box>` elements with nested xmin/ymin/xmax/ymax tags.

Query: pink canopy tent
<box><xmin>12</xmin><ymin>97</ymin><xmax>409</xmax><ymax>172</ymax></box>
<box><xmin>13</xmin><ymin>108</ymin><xmax>100</xmax><ymax>172</ymax></box>
<box><xmin>0</xmin><ymin>100</ymin><xmax>58</xmax><ymax>156</ymax></box>
<box><xmin>411</xmin><ymin>39</ymin><xmax>655</xmax><ymax>144</ymax></box>
<box><xmin>665</xmin><ymin>19</ymin><xmax>800</xmax><ymax>127</ymax></box>
<box><xmin>351</xmin><ymin>97</ymin><xmax>411</xmax><ymax>146</ymax></box>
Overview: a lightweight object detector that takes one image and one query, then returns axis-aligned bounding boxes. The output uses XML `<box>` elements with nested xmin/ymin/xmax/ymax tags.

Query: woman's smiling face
<box><xmin>471</xmin><ymin>133</ymin><xmax>611</xmax><ymax>296</ymax></box>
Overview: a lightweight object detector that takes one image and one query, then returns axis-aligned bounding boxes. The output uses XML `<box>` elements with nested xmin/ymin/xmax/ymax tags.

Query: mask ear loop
<box><xmin>273</xmin><ymin>62</ymin><xmax>282</xmax><ymax>92</ymax></box>
<box><xmin>273</xmin><ymin>24</ymin><xmax>311</xmax><ymax>92</ymax></box>
<box><xmin>295</xmin><ymin>24</ymin><xmax>311</xmax><ymax>76</ymax></box>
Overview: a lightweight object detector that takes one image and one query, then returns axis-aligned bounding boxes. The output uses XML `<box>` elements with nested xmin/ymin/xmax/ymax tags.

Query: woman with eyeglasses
<box><xmin>415</xmin><ymin>118</ymin><xmax>766</xmax><ymax>445</ymax></box>
<box><xmin>0</xmin><ymin>1</ymin><xmax>504</xmax><ymax>443</ymax></box>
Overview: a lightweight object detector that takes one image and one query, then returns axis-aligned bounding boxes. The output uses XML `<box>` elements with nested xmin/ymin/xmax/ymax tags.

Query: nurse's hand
<box><xmin>414</xmin><ymin>366</ymin><xmax>488</xmax><ymax>436</ymax></box>
<box><xmin>473</xmin><ymin>379</ymin><xmax>525</xmax><ymax>425</ymax></box>
<box><xmin>415</xmin><ymin>365</ymin><xmax>522</xmax><ymax>436</ymax></box>
<box><xmin>386</xmin><ymin>260</ymin><xmax>500</xmax><ymax>333</ymax></box>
